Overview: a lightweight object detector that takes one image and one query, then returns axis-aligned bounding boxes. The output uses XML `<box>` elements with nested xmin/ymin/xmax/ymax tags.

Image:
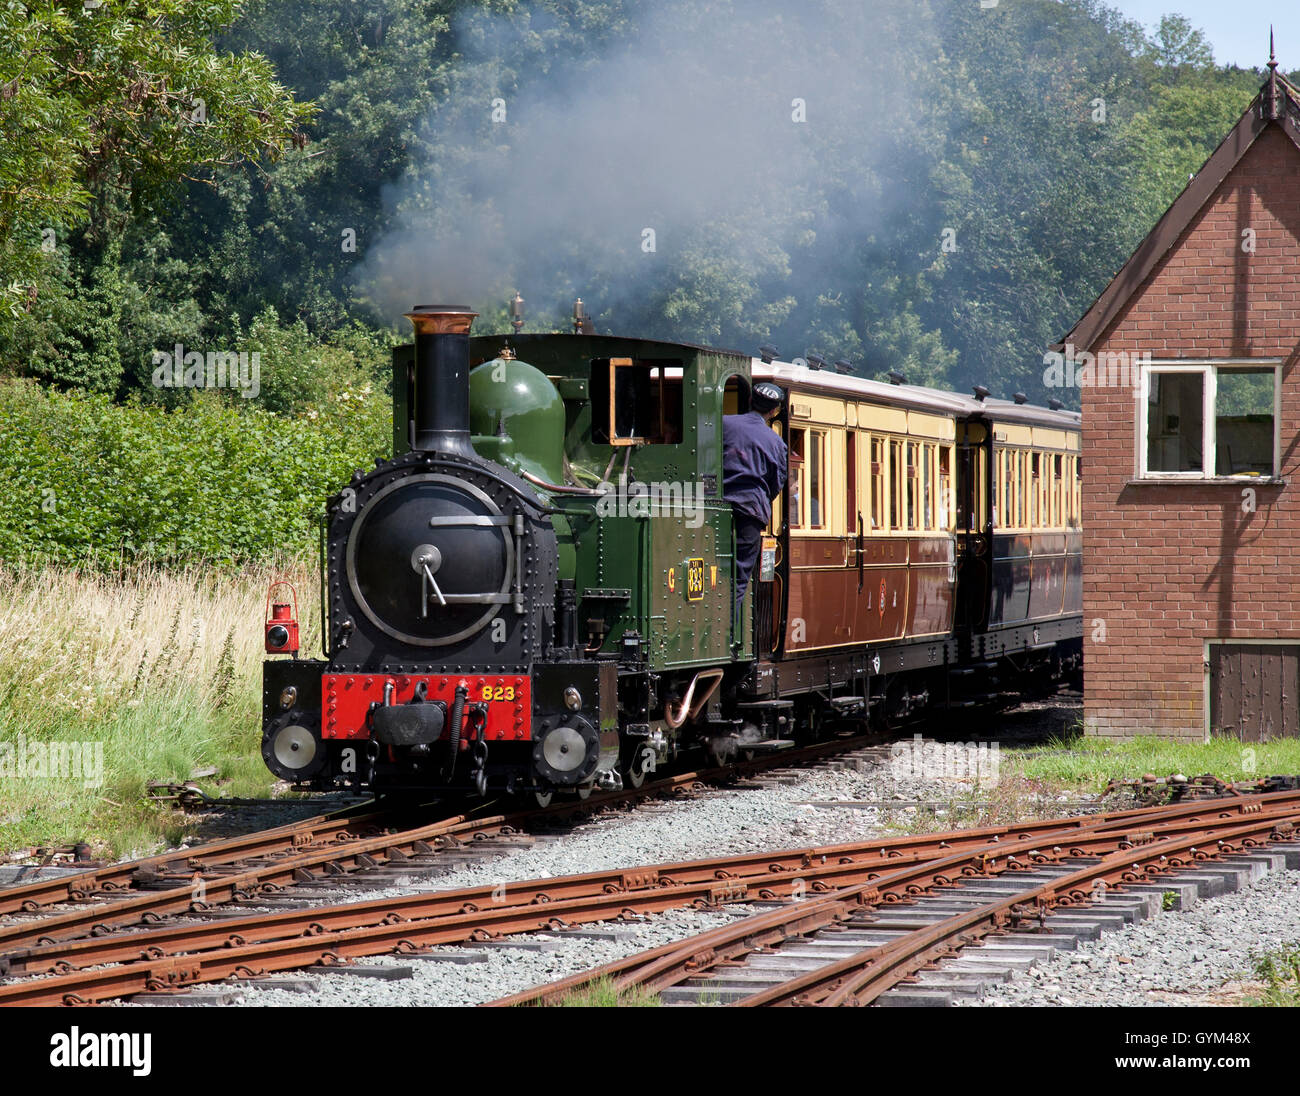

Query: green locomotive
<box><xmin>260</xmin><ymin>307</ymin><xmax>1080</xmax><ymax>801</ymax></box>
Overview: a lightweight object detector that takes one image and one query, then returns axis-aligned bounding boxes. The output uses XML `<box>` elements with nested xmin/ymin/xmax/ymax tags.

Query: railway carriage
<box><xmin>260</xmin><ymin>306</ymin><xmax>1081</xmax><ymax>801</ymax></box>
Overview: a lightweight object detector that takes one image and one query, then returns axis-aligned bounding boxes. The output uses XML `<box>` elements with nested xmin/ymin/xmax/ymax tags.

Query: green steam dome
<box><xmin>469</xmin><ymin>352</ymin><xmax>565</xmax><ymax>485</ymax></box>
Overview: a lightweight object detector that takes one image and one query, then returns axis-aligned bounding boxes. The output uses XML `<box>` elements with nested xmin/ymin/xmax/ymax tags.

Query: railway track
<box><xmin>3</xmin><ymin>788</ymin><xmax>1296</xmax><ymax>1005</ymax></box>
<box><xmin>490</xmin><ymin>792</ymin><xmax>1300</xmax><ymax>1006</ymax></box>
<box><xmin>0</xmin><ymin>730</ymin><xmax>907</xmax><ymax>960</ymax></box>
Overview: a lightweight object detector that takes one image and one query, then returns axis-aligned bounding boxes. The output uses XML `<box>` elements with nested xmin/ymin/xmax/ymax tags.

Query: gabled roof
<box><xmin>1053</xmin><ymin>61</ymin><xmax>1300</xmax><ymax>353</ymax></box>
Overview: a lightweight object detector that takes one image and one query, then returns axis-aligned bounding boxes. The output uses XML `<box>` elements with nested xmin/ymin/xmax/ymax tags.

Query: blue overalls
<box><xmin>722</xmin><ymin>411</ymin><xmax>788</xmax><ymax>611</ymax></box>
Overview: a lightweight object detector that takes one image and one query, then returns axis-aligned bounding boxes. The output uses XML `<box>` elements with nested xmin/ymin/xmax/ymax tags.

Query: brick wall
<box><xmin>1083</xmin><ymin>125</ymin><xmax>1300</xmax><ymax>739</ymax></box>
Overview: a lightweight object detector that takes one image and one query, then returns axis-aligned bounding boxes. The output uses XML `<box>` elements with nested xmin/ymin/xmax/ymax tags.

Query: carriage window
<box><xmin>890</xmin><ymin>439</ymin><xmax>902</xmax><ymax>531</ymax></box>
<box><xmin>1029</xmin><ymin>453</ymin><xmax>1040</xmax><ymax>527</ymax></box>
<box><xmin>1073</xmin><ymin>456</ymin><xmax>1082</xmax><ymax>526</ymax></box>
<box><xmin>1052</xmin><ymin>454</ymin><xmax>1063</xmax><ymax>526</ymax></box>
<box><xmin>1019</xmin><ymin>451</ymin><xmax>1030</xmax><ymax>528</ymax></box>
<box><xmin>909</xmin><ymin>444</ymin><xmax>920</xmax><ymax>533</ymax></box>
<box><xmin>870</xmin><ymin>436</ymin><xmax>885</xmax><ymax>530</ymax></box>
<box><xmin>807</xmin><ymin>430</ymin><xmax>826</xmax><ymax>529</ymax></box>
<box><xmin>938</xmin><ymin>446</ymin><xmax>951</xmax><ymax>530</ymax></box>
<box><xmin>991</xmin><ymin>450</ymin><xmax>1000</xmax><ymax>526</ymax></box>
<box><xmin>845</xmin><ymin>433</ymin><xmax>857</xmax><ymax>532</ymax></box>
<box><xmin>1000</xmin><ymin>450</ymin><xmax>1015</xmax><ymax>529</ymax></box>
<box><xmin>921</xmin><ymin>443</ymin><xmax>934</xmax><ymax>531</ymax></box>
<box><xmin>789</xmin><ymin>429</ymin><xmax>806</xmax><ymax>528</ymax></box>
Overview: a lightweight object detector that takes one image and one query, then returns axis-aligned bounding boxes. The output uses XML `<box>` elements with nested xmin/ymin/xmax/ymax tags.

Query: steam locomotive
<box><xmin>260</xmin><ymin>306</ymin><xmax>1081</xmax><ymax>803</ymax></box>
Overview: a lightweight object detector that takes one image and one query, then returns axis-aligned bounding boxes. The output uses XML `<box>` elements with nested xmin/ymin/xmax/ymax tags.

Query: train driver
<box><xmin>722</xmin><ymin>382</ymin><xmax>788</xmax><ymax>613</ymax></box>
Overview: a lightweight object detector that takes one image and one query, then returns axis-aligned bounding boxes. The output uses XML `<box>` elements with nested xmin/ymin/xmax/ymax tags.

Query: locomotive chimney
<box><xmin>404</xmin><ymin>305</ymin><xmax>478</xmax><ymax>456</ymax></box>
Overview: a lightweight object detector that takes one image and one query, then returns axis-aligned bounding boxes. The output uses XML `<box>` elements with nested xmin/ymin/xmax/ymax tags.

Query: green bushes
<box><xmin>0</xmin><ymin>377</ymin><xmax>390</xmax><ymax>567</ymax></box>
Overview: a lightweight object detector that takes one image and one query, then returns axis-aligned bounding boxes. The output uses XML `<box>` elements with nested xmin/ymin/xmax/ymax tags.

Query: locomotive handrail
<box><xmin>423</xmin><ymin>456</ymin><xmax>560</xmax><ymax>514</ymax></box>
<box><xmin>428</xmin><ymin>515</ymin><xmax>515</xmax><ymax>526</ymax></box>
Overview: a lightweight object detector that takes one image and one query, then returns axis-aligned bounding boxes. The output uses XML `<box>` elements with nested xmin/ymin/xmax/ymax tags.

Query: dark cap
<box><xmin>752</xmin><ymin>382</ymin><xmax>784</xmax><ymax>412</ymax></box>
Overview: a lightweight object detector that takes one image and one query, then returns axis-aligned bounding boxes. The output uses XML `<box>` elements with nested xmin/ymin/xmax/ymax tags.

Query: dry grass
<box><xmin>0</xmin><ymin>561</ymin><xmax>319</xmax><ymax>856</ymax></box>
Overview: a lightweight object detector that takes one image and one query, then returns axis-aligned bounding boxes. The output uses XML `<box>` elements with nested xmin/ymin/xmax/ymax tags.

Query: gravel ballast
<box><xmin>960</xmin><ymin>868</ymin><xmax>1300</xmax><ymax>1008</ymax></box>
<box><xmin>219</xmin><ymin>746</ymin><xmax>1019</xmax><ymax>1007</ymax></box>
<box><xmin>106</xmin><ymin>724</ymin><xmax>1298</xmax><ymax>1009</ymax></box>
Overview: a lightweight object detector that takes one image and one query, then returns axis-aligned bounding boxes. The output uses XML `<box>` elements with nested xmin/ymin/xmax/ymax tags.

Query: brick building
<box><xmin>1061</xmin><ymin>60</ymin><xmax>1300</xmax><ymax>741</ymax></box>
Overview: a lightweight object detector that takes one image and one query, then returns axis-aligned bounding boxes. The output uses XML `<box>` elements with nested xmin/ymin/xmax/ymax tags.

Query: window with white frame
<box><xmin>1139</xmin><ymin>362</ymin><xmax>1279</xmax><ymax>478</ymax></box>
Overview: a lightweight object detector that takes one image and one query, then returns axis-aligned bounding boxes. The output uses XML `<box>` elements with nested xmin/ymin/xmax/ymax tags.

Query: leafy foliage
<box><xmin>0</xmin><ymin>0</ymin><xmax>311</xmax><ymax>388</ymax></box>
<box><xmin>0</xmin><ymin>376</ymin><xmax>389</xmax><ymax>567</ymax></box>
<box><xmin>0</xmin><ymin>0</ymin><xmax>1293</xmax><ymax>569</ymax></box>
<box><xmin>1250</xmin><ymin>943</ymin><xmax>1300</xmax><ymax>1007</ymax></box>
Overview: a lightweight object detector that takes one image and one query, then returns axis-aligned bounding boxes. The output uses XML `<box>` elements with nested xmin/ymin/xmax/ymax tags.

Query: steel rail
<box><xmin>0</xmin><ymin>739</ymin><xmax>876</xmax><ymax>950</ymax></box>
<box><xmin>0</xmin><ymin>731</ymin><xmax>884</xmax><ymax>929</ymax></box>
<box><xmin>0</xmin><ymin>804</ymin><xmax>383</xmax><ymax>915</ymax></box>
<box><xmin>766</xmin><ymin>814</ymin><xmax>1299</xmax><ymax>1006</ymax></box>
<box><xmin>486</xmin><ymin>805</ymin><xmax>1300</xmax><ymax>1006</ymax></box>
<box><xmin>7</xmin><ymin>789</ymin><xmax>1294</xmax><ymax>973</ymax></box>
<box><xmin>0</xmin><ymin>825</ymin><xmax>1104</xmax><ymax>977</ymax></box>
<box><xmin>0</xmin><ymin>824</ymin><xmax>1160</xmax><ymax>1006</ymax></box>
<box><xmin>3</xmin><ymin>799</ymin><xmax>1296</xmax><ymax>1005</ymax></box>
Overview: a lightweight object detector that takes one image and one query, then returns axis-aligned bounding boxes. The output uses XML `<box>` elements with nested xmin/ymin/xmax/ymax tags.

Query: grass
<box><xmin>1008</xmin><ymin>730</ymin><xmax>1300</xmax><ymax>792</ymax></box>
<box><xmin>548</xmin><ymin>977</ymin><xmax>661</xmax><ymax>1007</ymax></box>
<box><xmin>1246</xmin><ymin>943</ymin><xmax>1300</xmax><ymax>1006</ymax></box>
<box><xmin>876</xmin><ymin>724</ymin><xmax>1300</xmax><ymax>837</ymax></box>
<box><xmin>0</xmin><ymin>561</ymin><xmax>320</xmax><ymax>857</ymax></box>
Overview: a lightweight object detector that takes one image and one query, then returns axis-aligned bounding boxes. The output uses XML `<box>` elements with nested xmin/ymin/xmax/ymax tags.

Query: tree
<box><xmin>0</xmin><ymin>0</ymin><xmax>312</xmax><ymax>384</ymax></box>
<box><xmin>1143</xmin><ymin>14</ymin><xmax>1216</xmax><ymax>71</ymax></box>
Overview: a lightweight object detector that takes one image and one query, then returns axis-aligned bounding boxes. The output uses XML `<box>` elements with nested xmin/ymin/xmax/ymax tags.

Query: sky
<box><xmin>1107</xmin><ymin>1</ymin><xmax>1299</xmax><ymax>68</ymax></box>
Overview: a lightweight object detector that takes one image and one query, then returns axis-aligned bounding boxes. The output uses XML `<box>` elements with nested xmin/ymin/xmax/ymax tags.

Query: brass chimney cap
<box><xmin>405</xmin><ymin>305</ymin><xmax>477</xmax><ymax>336</ymax></box>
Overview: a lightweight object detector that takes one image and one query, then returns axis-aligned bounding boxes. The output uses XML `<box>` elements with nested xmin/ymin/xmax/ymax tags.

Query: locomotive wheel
<box><xmin>620</xmin><ymin>743</ymin><xmax>654</xmax><ymax>789</ymax></box>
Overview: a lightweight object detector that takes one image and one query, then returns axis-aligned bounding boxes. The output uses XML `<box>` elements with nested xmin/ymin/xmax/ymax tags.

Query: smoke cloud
<box><xmin>354</xmin><ymin>0</ymin><xmax>928</xmax><ymax>344</ymax></box>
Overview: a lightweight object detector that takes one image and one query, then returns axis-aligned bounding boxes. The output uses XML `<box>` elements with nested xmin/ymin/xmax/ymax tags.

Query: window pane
<box><xmin>1147</xmin><ymin>372</ymin><xmax>1204</xmax><ymax>472</ymax></box>
<box><xmin>922</xmin><ymin>445</ymin><xmax>933</xmax><ymax>531</ymax></box>
<box><xmin>846</xmin><ymin>433</ymin><xmax>857</xmax><ymax>528</ymax></box>
<box><xmin>790</xmin><ymin>429</ymin><xmax>805</xmax><ymax>527</ymax></box>
<box><xmin>1053</xmin><ymin>455</ymin><xmax>1063</xmax><ymax>526</ymax></box>
<box><xmin>1029</xmin><ymin>453</ymin><xmax>1039</xmax><ymax>526</ymax></box>
<box><xmin>939</xmin><ymin>447</ymin><xmax>951</xmax><ymax>530</ymax></box>
<box><xmin>1017</xmin><ymin>451</ymin><xmax>1026</xmax><ymax>527</ymax></box>
<box><xmin>1215</xmin><ymin>368</ymin><xmax>1274</xmax><ymax>475</ymax></box>
<box><xmin>890</xmin><ymin>440</ymin><xmax>901</xmax><ymax>530</ymax></box>
<box><xmin>991</xmin><ymin>450</ymin><xmax>1000</xmax><ymax>525</ymax></box>
<box><xmin>809</xmin><ymin>432</ymin><xmax>825</xmax><ymax>528</ymax></box>
<box><xmin>905</xmin><ymin>443</ymin><xmax>917</xmax><ymax>531</ymax></box>
<box><xmin>871</xmin><ymin>438</ymin><xmax>884</xmax><ymax>529</ymax></box>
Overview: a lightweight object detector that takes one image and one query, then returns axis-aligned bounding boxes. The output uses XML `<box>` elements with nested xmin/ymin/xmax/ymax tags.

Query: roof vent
<box><xmin>833</xmin><ymin>359</ymin><xmax>854</xmax><ymax>374</ymax></box>
<box><xmin>758</xmin><ymin>344</ymin><xmax>778</xmax><ymax>365</ymax></box>
<box><xmin>807</xmin><ymin>354</ymin><xmax>827</xmax><ymax>371</ymax></box>
<box><xmin>887</xmin><ymin>371</ymin><xmax>907</xmax><ymax>385</ymax></box>
<box><xmin>1013</xmin><ymin>392</ymin><xmax>1028</xmax><ymax>405</ymax></box>
<box><xmin>1048</xmin><ymin>398</ymin><xmax>1064</xmax><ymax>411</ymax></box>
<box><xmin>972</xmin><ymin>385</ymin><xmax>990</xmax><ymax>402</ymax></box>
